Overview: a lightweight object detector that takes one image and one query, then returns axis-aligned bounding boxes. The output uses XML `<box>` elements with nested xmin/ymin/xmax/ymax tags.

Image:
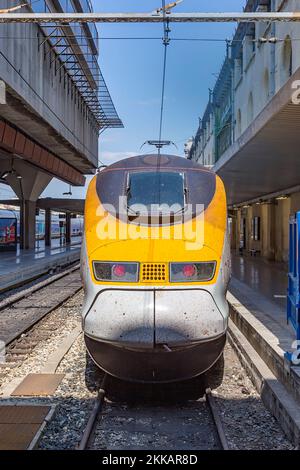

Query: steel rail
<box><xmin>0</xmin><ymin>262</ymin><xmax>80</xmax><ymax>310</ymax></box>
<box><xmin>206</xmin><ymin>389</ymin><xmax>229</xmax><ymax>450</ymax></box>
<box><xmin>0</xmin><ymin>264</ymin><xmax>81</xmax><ymax>357</ymax></box>
<box><xmin>77</xmin><ymin>381</ymin><xmax>228</xmax><ymax>450</ymax></box>
<box><xmin>78</xmin><ymin>374</ymin><xmax>107</xmax><ymax>450</ymax></box>
<box><xmin>0</xmin><ymin>12</ymin><xmax>300</xmax><ymax>23</ymax></box>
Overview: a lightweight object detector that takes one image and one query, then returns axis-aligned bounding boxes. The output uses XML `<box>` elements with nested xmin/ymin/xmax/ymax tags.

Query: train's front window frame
<box><xmin>126</xmin><ymin>171</ymin><xmax>187</xmax><ymax>216</ymax></box>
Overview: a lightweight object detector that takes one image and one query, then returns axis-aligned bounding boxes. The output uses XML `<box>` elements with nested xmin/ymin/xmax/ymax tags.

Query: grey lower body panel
<box><xmin>85</xmin><ymin>333</ymin><xmax>226</xmax><ymax>383</ymax></box>
<box><xmin>83</xmin><ymin>288</ymin><xmax>227</xmax><ymax>342</ymax></box>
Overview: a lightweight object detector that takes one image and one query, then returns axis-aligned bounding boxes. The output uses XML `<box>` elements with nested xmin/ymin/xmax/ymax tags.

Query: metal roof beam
<box><xmin>0</xmin><ymin>12</ymin><xmax>300</xmax><ymax>23</ymax></box>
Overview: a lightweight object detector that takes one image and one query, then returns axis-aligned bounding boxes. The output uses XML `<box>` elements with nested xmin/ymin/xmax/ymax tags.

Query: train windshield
<box><xmin>127</xmin><ymin>171</ymin><xmax>185</xmax><ymax>214</ymax></box>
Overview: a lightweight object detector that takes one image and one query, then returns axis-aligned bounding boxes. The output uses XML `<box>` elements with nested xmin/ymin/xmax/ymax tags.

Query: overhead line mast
<box><xmin>0</xmin><ymin>12</ymin><xmax>300</xmax><ymax>23</ymax></box>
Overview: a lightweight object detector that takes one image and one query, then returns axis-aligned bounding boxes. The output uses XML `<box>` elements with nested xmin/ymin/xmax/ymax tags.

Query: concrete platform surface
<box><xmin>0</xmin><ymin>244</ymin><xmax>80</xmax><ymax>292</ymax></box>
<box><xmin>228</xmin><ymin>253</ymin><xmax>300</xmax><ymax>405</ymax></box>
<box><xmin>231</xmin><ymin>252</ymin><xmax>288</xmax><ymax>313</ymax></box>
<box><xmin>230</xmin><ymin>253</ymin><xmax>293</xmax><ymax>343</ymax></box>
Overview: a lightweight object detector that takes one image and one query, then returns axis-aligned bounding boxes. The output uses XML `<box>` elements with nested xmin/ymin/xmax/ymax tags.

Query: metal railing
<box><xmin>23</xmin><ymin>0</ymin><xmax>122</xmax><ymax>129</ymax></box>
<box><xmin>287</xmin><ymin>212</ymin><xmax>300</xmax><ymax>343</ymax></box>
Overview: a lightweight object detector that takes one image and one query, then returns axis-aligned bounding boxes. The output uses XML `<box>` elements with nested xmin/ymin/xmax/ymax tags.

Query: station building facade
<box><xmin>188</xmin><ymin>0</ymin><xmax>300</xmax><ymax>264</ymax></box>
<box><xmin>0</xmin><ymin>0</ymin><xmax>122</xmax><ymax>249</ymax></box>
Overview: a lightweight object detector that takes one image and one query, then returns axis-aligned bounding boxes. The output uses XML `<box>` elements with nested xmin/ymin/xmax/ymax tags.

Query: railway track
<box><xmin>78</xmin><ymin>375</ymin><xmax>229</xmax><ymax>451</ymax></box>
<box><xmin>0</xmin><ymin>264</ymin><xmax>82</xmax><ymax>369</ymax></box>
<box><xmin>0</xmin><ymin>262</ymin><xmax>80</xmax><ymax>311</ymax></box>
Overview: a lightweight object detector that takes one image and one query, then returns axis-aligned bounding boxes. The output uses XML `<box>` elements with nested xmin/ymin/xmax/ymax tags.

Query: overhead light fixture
<box><xmin>2</xmin><ymin>169</ymin><xmax>22</xmax><ymax>180</ymax></box>
<box><xmin>276</xmin><ymin>195</ymin><xmax>289</xmax><ymax>201</ymax></box>
<box><xmin>242</xmin><ymin>205</ymin><xmax>250</xmax><ymax>209</ymax></box>
<box><xmin>97</xmin><ymin>165</ymin><xmax>107</xmax><ymax>173</ymax></box>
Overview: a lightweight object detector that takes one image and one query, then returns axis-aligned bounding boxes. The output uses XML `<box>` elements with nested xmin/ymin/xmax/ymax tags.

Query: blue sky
<box><xmin>0</xmin><ymin>0</ymin><xmax>244</xmax><ymax>200</ymax></box>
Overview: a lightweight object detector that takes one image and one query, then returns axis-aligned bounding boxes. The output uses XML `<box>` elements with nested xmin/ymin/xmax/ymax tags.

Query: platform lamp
<box><xmin>97</xmin><ymin>165</ymin><xmax>107</xmax><ymax>173</ymax></box>
<box><xmin>1</xmin><ymin>169</ymin><xmax>22</xmax><ymax>180</ymax></box>
<box><xmin>1</xmin><ymin>170</ymin><xmax>10</xmax><ymax>179</ymax></box>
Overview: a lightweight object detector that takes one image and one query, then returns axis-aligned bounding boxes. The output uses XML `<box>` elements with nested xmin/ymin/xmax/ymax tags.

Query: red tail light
<box><xmin>93</xmin><ymin>262</ymin><xmax>139</xmax><ymax>282</ymax></box>
<box><xmin>113</xmin><ymin>264</ymin><xmax>126</xmax><ymax>278</ymax></box>
<box><xmin>183</xmin><ymin>264</ymin><xmax>196</xmax><ymax>278</ymax></box>
<box><xmin>170</xmin><ymin>262</ymin><xmax>216</xmax><ymax>282</ymax></box>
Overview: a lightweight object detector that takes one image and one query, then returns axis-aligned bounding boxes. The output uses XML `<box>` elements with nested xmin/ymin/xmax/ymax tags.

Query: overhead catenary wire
<box><xmin>97</xmin><ymin>37</ymin><xmax>300</xmax><ymax>43</ymax></box>
<box><xmin>0</xmin><ymin>34</ymin><xmax>298</xmax><ymax>43</ymax></box>
<box><xmin>158</xmin><ymin>30</ymin><xmax>169</xmax><ymax>149</ymax></box>
<box><xmin>155</xmin><ymin>0</ymin><xmax>173</xmax><ymax>226</ymax></box>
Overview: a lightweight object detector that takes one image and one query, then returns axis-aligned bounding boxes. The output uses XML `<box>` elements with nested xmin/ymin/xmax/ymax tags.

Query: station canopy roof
<box><xmin>214</xmin><ymin>66</ymin><xmax>300</xmax><ymax>206</ymax></box>
<box><xmin>0</xmin><ymin>198</ymin><xmax>85</xmax><ymax>215</ymax></box>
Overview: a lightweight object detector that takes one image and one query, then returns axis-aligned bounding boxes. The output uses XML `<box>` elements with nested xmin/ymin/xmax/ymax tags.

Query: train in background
<box><xmin>0</xmin><ymin>208</ymin><xmax>83</xmax><ymax>250</ymax></box>
<box><xmin>0</xmin><ymin>209</ymin><xmax>17</xmax><ymax>250</ymax></box>
<box><xmin>35</xmin><ymin>215</ymin><xmax>83</xmax><ymax>240</ymax></box>
<box><xmin>81</xmin><ymin>154</ymin><xmax>231</xmax><ymax>384</ymax></box>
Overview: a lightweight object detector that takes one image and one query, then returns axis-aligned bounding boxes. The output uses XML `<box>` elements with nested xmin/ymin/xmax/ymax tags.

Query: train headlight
<box><xmin>170</xmin><ymin>262</ymin><xmax>216</xmax><ymax>282</ymax></box>
<box><xmin>93</xmin><ymin>262</ymin><xmax>139</xmax><ymax>282</ymax></box>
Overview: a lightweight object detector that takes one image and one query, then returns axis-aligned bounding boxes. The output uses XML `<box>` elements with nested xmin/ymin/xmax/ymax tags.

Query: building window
<box><xmin>252</xmin><ymin>216</ymin><xmax>261</xmax><ymax>241</ymax></box>
<box><xmin>263</xmin><ymin>69</ymin><xmax>270</xmax><ymax>103</ymax></box>
<box><xmin>216</xmin><ymin>121</ymin><xmax>232</xmax><ymax>160</ymax></box>
<box><xmin>244</xmin><ymin>27</ymin><xmax>256</xmax><ymax>69</ymax></box>
<box><xmin>247</xmin><ymin>92</ymin><xmax>254</xmax><ymax>125</ymax></box>
<box><xmin>235</xmin><ymin>53</ymin><xmax>243</xmax><ymax>85</ymax></box>
<box><xmin>252</xmin><ymin>29</ymin><xmax>256</xmax><ymax>53</ymax></box>
<box><xmin>236</xmin><ymin>109</ymin><xmax>242</xmax><ymax>136</ymax></box>
<box><xmin>281</xmin><ymin>36</ymin><xmax>293</xmax><ymax>84</ymax></box>
<box><xmin>240</xmin><ymin>217</ymin><xmax>247</xmax><ymax>250</ymax></box>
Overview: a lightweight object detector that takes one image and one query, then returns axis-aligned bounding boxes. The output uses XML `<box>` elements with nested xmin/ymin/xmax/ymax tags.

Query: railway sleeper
<box><xmin>30</xmin><ymin>332</ymin><xmax>52</xmax><ymax>338</ymax></box>
<box><xmin>6</xmin><ymin>354</ymin><xmax>27</xmax><ymax>362</ymax></box>
<box><xmin>0</xmin><ymin>362</ymin><xmax>18</xmax><ymax>369</ymax></box>
<box><xmin>8</xmin><ymin>350</ymin><xmax>31</xmax><ymax>356</ymax></box>
<box><xmin>12</xmin><ymin>342</ymin><xmax>32</xmax><ymax>350</ymax></box>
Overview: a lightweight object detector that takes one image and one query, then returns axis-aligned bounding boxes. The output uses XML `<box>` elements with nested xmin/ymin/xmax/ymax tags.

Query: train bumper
<box><xmin>85</xmin><ymin>332</ymin><xmax>226</xmax><ymax>383</ymax></box>
<box><xmin>83</xmin><ymin>287</ymin><xmax>228</xmax><ymax>382</ymax></box>
<box><xmin>83</xmin><ymin>288</ymin><xmax>227</xmax><ymax>342</ymax></box>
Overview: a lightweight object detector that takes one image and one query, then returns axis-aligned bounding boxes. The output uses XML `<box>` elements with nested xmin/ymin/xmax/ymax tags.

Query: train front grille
<box><xmin>141</xmin><ymin>263</ymin><xmax>167</xmax><ymax>283</ymax></box>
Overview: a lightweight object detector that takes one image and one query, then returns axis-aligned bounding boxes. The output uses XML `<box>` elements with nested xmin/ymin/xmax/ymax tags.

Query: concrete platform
<box><xmin>228</xmin><ymin>253</ymin><xmax>300</xmax><ymax>404</ymax></box>
<box><xmin>0</xmin><ymin>243</ymin><xmax>81</xmax><ymax>292</ymax></box>
<box><xmin>231</xmin><ymin>253</ymin><xmax>288</xmax><ymax>314</ymax></box>
<box><xmin>228</xmin><ymin>320</ymin><xmax>300</xmax><ymax>446</ymax></box>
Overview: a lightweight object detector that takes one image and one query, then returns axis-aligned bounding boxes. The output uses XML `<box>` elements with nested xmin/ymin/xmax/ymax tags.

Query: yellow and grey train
<box><xmin>81</xmin><ymin>154</ymin><xmax>230</xmax><ymax>383</ymax></box>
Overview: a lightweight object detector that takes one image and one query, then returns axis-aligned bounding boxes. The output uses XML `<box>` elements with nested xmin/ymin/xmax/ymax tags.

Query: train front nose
<box><xmin>83</xmin><ymin>289</ymin><xmax>226</xmax><ymax>382</ymax></box>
